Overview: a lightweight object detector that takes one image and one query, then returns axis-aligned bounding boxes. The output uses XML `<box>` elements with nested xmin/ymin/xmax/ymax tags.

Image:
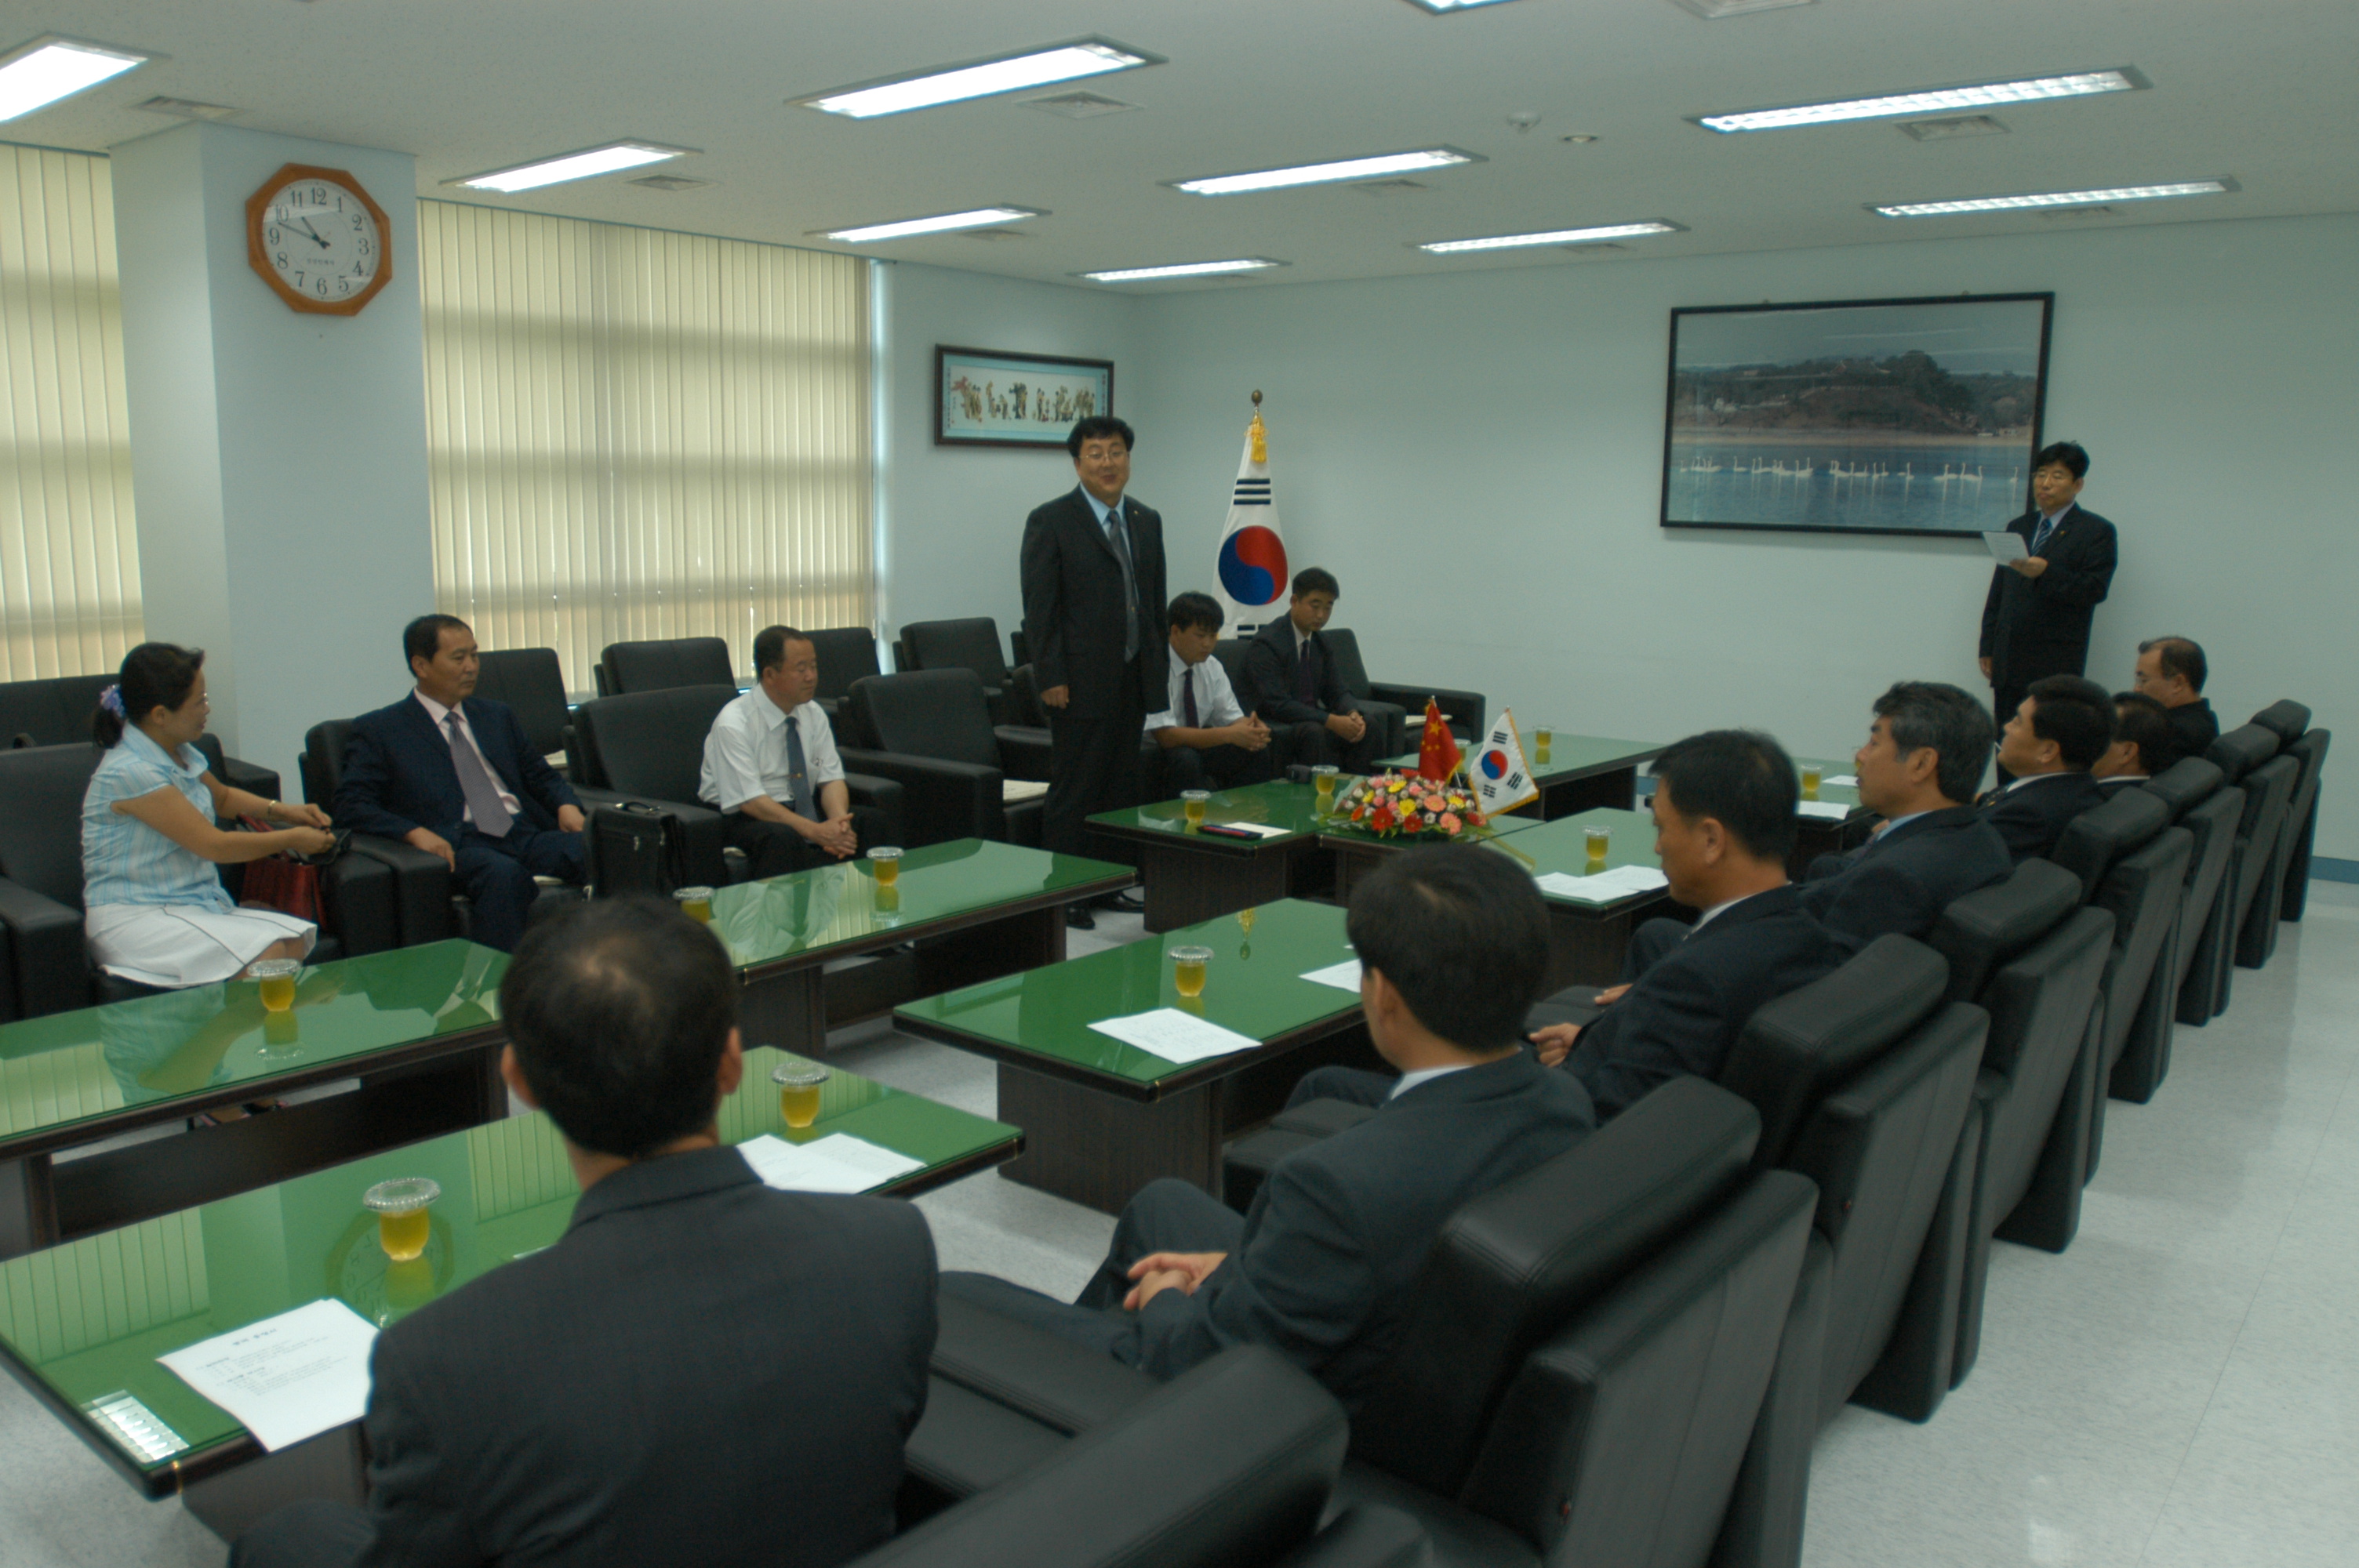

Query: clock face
<box><xmin>257</xmin><ymin>176</ymin><xmax>383</xmax><ymax>307</ymax></box>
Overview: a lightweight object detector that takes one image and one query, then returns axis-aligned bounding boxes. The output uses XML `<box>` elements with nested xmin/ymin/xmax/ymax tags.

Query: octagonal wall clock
<box><xmin>245</xmin><ymin>162</ymin><xmax>394</xmax><ymax>315</ymax></box>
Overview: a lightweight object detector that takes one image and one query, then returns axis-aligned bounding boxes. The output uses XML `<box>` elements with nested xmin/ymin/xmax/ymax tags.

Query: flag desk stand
<box><xmin>1786</xmin><ymin>759</ymin><xmax>1881</xmax><ymax>880</ymax></box>
<box><xmin>0</xmin><ymin>941</ymin><xmax>514</xmax><ymax>1261</ymax></box>
<box><xmin>707</xmin><ymin>840</ymin><xmax>1134</xmax><ymax>1056</ymax></box>
<box><xmin>0</xmin><ymin>1047</ymin><xmax>1018</xmax><ymax>1537</ymax></box>
<box><xmin>1477</xmin><ymin>808</ymin><xmax>1690</xmax><ymax>990</ymax></box>
<box><xmin>1318</xmin><ymin>810</ymin><xmax>1549</xmax><ymax>906</ymax></box>
<box><xmin>894</xmin><ymin>902</ymin><xmax>1373</xmax><ymax>1216</ymax></box>
<box><xmin>1383</xmin><ymin>732</ymin><xmax>1666</xmax><ymax>822</ymax></box>
<box><xmin>1089</xmin><ymin>781</ymin><xmax>1343</xmax><ymax>935</ymax></box>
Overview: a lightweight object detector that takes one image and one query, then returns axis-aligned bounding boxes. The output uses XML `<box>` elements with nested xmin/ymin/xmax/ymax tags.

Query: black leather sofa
<box><xmin>900</xmin><ymin>617</ymin><xmax>1018</xmax><ymax>725</ymax></box>
<box><xmin>595</xmin><ymin>636</ymin><xmax>735</xmax><ymax>697</ymax></box>
<box><xmin>841</xmin><ymin>670</ymin><xmax>1052</xmax><ymax>848</ymax></box>
<box><xmin>471</xmin><ymin>648</ymin><xmax>576</xmax><ymax>775</ymax></box>
<box><xmin>0</xmin><ymin>671</ymin><xmax>282</xmax><ymax>800</ymax></box>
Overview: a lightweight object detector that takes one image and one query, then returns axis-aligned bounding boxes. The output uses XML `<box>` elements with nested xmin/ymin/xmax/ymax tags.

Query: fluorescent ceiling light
<box><xmin>797</xmin><ymin>38</ymin><xmax>1160</xmax><ymax>118</ymax></box>
<box><xmin>1078</xmin><ymin>258</ymin><xmax>1287</xmax><ymax>284</ymax></box>
<box><xmin>456</xmin><ymin>142</ymin><xmax>693</xmax><ymax>193</ymax></box>
<box><xmin>824</xmin><ymin>206</ymin><xmax>1045</xmax><ymax>242</ymax></box>
<box><xmin>1401</xmin><ymin>0</ymin><xmax>1525</xmax><ymax>13</ymax></box>
<box><xmin>1873</xmin><ymin>179</ymin><xmax>2235</xmax><ymax>219</ymax></box>
<box><xmin>1420</xmin><ymin>220</ymin><xmax>1685</xmax><ymax>254</ymax></box>
<box><xmin>1696</xmin><ymin>67</ymin><xmax>2145</xmax><ymax>133</ymax></box>
<box><xmin>1171</xmin><ymin>148</ymin><xmax>1479</xmax><ymax>197</ymax></box>
<box><xmin>0</xmin><ymin>36</ymin><xmax>149</xmax><ymax>122</ymax></box>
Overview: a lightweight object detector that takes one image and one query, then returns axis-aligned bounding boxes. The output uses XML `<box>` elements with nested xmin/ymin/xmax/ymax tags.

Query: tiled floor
<box><xmin>3</xmin><ymin>894</ymin><xmax>2353</xmax><ymax>1566</ymax></box>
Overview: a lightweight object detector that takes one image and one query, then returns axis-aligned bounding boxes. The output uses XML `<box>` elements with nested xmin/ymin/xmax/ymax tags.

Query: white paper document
<box><xmin>737</xmin><ymin>1133</ymin><xmax>925</xmax><ymax>1195</ymax></box>
<box><xmin>158</xmin><ymin>1298</ymin><xmax>378</xmax><ymax>1452</ymax></box>
<box><xmin>1982</xmin><ymin>531</ymin><xmax>2027</xmax><ymax>562</ymax></box>
<box><xmin>1299</xmin><ymin>959</ymin><xmax>1364</xmax><ymax>992</ymax></box>
<box><xmin>1824</xmin><ymin>774</ymin><xmax>1859</xmax><ymax>789</ymax></box>
<box><xmin>1002</xmin><ymin>779</ymin><xmax>1049</xmax><ymax>804</ymax></box>
<box><xmin>1088</xmin><ymin>1008</ymin><xmax>1263</xmax><ymax>1064</ymax></box>
<box><xmin>1533</xmin><ymin>866</ymin><xmax>1670</xmax><ymax>904</ymax></box>
<box><xmin>1797</xmin><ymin>800</ymin><xmax>1852</xmax><ymax>821</ymax></box>
<box><xmin>1205</xmin><ymin>820</ymin><xmax>1290</xmax><ymax>838</ymax></box>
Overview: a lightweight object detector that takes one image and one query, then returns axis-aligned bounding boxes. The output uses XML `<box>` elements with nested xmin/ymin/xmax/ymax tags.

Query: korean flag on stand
<box><xmin>1470</xmin><ymin>710</ymin><xmax>1541</xmax><ymax>817</ymax></box>
<box><xmin>1214</xmin><ymin>409</ymin><xmax>1289</xmax><ymax>635</ymax></box>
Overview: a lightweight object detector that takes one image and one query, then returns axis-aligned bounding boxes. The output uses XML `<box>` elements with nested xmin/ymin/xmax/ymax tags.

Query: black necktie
<box><xmin>784</xmin><ymin>715</ymin><xmax>812</xmax><ymax>819</ymax></box>
<box><xmin>1183</xmin><ymin>669</ymin><xmax>1200</xmax><ymax>728</ymax></box>
<box><xmin>2031</xmin><ymin>513</ymin><xmax>2059</xmax><ymax>554</ymax></box>
<box><xmin>1104</xmin><ymin>507</ymin><xmax>1139</xmax><ymax>661</ymax></box>
<box><xmin>1296</xmin><ymin>637</ymin><xmax>1317</xmax><ymax>702</ymax></box>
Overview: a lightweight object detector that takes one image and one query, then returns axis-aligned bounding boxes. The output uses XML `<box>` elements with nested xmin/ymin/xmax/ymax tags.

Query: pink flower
<box><xmin>1439</xmin><ymin>812</ymin><xmax>1462</xmax><ymax>833</ymax></box>
<box><xmin>1423</xmin><ymin>795</ymin><xmax>1446</xmax><ymax>813</ymax></box>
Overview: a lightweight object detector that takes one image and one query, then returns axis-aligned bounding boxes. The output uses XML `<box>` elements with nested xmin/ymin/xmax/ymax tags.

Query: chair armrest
<box><xmin>216</xmin><ymin>753</ymin><xmax>284</xmax><ymax>804</ymax></box>
<box><xmin>842</xmin><ymin>772</ymin><xmax>906</xmax><ymax>847</ymax></box>
<box><xmin>1351</xmin><ymin>699</ymin><xmax>1408</xmax><ymax>760</ymax></box>
<box><xmin>1269</xmin><ymin>1508</ymin><xmax>1431</xmax><ymax>1568</ymax></box>
<box><xmin>0</xmin><ymin>877</ymin><xmax>91</xmax><ymax>1019</ymax></box>
<box><xmin>992</xmin><ymin>726</ymin><xmax>1055</xmax><ymax>783</ymax></box>
<box><xmin>320</xmin><ymin>849</ymin><xmax>401</xmax><ymax>957</ymax></box>
<box><xmin>350</xmin><ymin>835</ymin><xmax>457</xmax><ymax>947</ymax></box>
<box><xmin>839</xmin><ymin>750</ymin><xmax>1005</xmax><ymax>848</ymax></box>
<box><xmin>929</xmin><ymin>1290</ymin><xmax>1162</xmax><ymax>1437</ymax></box>
<box><xmin>1368</xmin><ymin>684</ymin><xmax>1485</xmax><ymax>743</ymax></box>
<box><xmin>575</xmin><ymin>788</ymin><xmax>730</xmax><ymax>887</ymax></box>
<box><xmin>855</xmin><ymin>1345</ymin><xmax>1347</xmax><ymax>1568</ymax></box>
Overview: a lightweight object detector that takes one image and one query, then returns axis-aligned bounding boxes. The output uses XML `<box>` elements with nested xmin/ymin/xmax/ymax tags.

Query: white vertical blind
<box><xmin>417</xmin><ymin>201</ymin><xmax>872</xmax><ymax>690</ymax></box>
<box><xmin>0</xmin><ymin>144</ymin><xmax>142</xmax><ymax>681</ymax></box>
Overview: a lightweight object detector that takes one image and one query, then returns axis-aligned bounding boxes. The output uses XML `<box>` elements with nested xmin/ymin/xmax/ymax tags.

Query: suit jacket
<box><xmin>1980</xmin><ymin>771</ymin><xmax>2109</xmax><ymax>862</ymax></box>
<box><xmin>1566</xmin><ymin>884</ymin><xmax>1848</xmax><ymax>1120</ymax></box>
<box><xmin>1241</xmin><ymin>618</ymin><xmax>1357</xmax><ymax>728</ymax></box>
<box><xmin>353</xmin><ymin>1145</ymin><xmax>936</xmax><ymax>1568</ymax></box>
<box><xmin>1121</xmin><ymin>1051</ymin><xmax>1593</xmax><ymax>1410</ymax></box>
<box><xmin>2165</xmin><ymin>699</ymin><xmax>2219</xmax><ymax>759</ymax></box>
<box><xmin>1798</xmin><ymin>805</ymin><xmax>2012</xmax><ymax>947</ymax></box>
<box><xmin>336</xmin><ymin>693</ymin><xmax>580</xmax><ymax>845</ymax></box>
<box><xmin>1979</xmin><ymin>503</ymin><xmax>2118</xmax><ymax>690</ymax></box>
<box><xmin>1020</xmin><ymin>488</ymin><xmax>1166</xmax><ymax>720</ymax></box>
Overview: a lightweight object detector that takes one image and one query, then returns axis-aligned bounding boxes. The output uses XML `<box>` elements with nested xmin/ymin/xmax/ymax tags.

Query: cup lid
<box><xmin>362</xmin><ymin>1177</ymin><xmax>441</xmax><ymax>1213</ymax></box>
<box><xmin>770</xmin><ymin>1059</ymin><xmax>831</xmax><ymax>1086</ymax></box>
<box><xmin>674</xmin><ymin>885</ymin><xmax>716</xmax><ymax>899</ymax></box>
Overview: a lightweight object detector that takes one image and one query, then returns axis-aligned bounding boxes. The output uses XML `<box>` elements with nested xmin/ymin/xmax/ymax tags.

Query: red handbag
<box><xmin>235</xmin><ymin>816</ymin><xmax>340</xmax><ymax>924</ymax></box>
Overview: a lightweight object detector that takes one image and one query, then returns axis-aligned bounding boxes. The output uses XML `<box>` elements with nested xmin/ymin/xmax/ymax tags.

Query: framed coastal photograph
<box><xmin>1660</xmin><ymin>292</ymin><xmax>2054</xmax><ymax>537</ymax></box>
<box><xmin>935</xmin><ymin>346</ymin><xmax>1114</xmax><ymax>449</ymax></box>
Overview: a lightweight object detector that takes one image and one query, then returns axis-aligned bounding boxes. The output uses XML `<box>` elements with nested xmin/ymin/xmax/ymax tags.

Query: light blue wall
<box><xmin>1121</xmin><ymin>213</ymin><xmax>2359</xmax><ymax>855</ymax></box>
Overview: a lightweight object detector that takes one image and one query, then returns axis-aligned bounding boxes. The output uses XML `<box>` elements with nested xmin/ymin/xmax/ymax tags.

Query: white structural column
<box><xmin>110</xmin><ymin>122</ymin><xmax>431</xmax><ymax>789</ymax></box>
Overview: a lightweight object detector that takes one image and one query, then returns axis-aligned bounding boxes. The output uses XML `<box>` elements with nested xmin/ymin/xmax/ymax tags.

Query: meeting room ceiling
<box><xmin>13</xmin><ymin>0</ymin><xmax>2357</xmax><ymax>291</ymax></box>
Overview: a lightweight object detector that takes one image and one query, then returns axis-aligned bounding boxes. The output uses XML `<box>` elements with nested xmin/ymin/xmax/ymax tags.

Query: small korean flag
<box><xmin>1471</xmin><ymin>710</ymin><xmax>1540</xmax><ymax>816</ymax></box>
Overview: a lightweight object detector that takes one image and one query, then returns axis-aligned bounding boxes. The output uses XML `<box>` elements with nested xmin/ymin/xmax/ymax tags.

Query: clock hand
<box><xmin>289</xmin><ymin>216</ymin><xmax>331</xmax><ymax>249</ymax></box>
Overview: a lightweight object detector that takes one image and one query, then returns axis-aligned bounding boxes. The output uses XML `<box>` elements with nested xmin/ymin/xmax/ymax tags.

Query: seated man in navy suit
<box><xmin>335</xmin><ymin>615</ymin><xmax>586</xmax><ymax>952</ymax></box>
<box><xmin>1980</xmin><ymin>674</ymin><xmax>2112</xmax><ymax>862</ymax></box>
<box><xmin>1523</xmin><ymin>730</ymin><xmax>1851</xmax><ymax>1120</ymax></box>
<box><xmin>1241</xmin><ymin>566</ymin><xmax>1383</xmax><ymax>774</ymax></box>
<box><xmin>937</xmin><ymin>845</ymin><xmax>1594</xmax><ymax>1410</ymax></box>
<box><xmin>1797</xmin><ymin>682</ymin><xmax>2012</xmax><ymax>946</ymax></box>
<box><xmin>2095</xmin><ymin>691</ymin><xmax>2181</xmax><ymax>791</ymax></box>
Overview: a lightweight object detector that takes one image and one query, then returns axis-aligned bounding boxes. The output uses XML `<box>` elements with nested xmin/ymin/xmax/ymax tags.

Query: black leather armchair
<box><xmin>841</xmin><ymin>671</ymin><xmax>1051</xmax><ymax>848</ymax></box>
<box><xmin>866</xmin><ymin>1346</ymin><xmax>1410</xmax><ymax>1568</ymax></box>
<box><xmin>0</xmin><ymin>672</ymin><xmax>281</xmax><ymax>800</ymax></box>
<box><xmin>807</xmin><ymin>627</ymin><xmax>883</xmax><ymax>735</ymax></box>
<box><xmin>596</xmin><ymin>636</ymin><xmax>735</xmax><ymax>697</ymax></box>
<box><xmin>1923</xmin><ymin>860</ymin><xmax>2110</xmax><ymax>1386</ymax></box>
<box><xmin>2142</xmin><ymin>760</ymin><xmax>2241</xmax><ymax>1029</ymax></box>
<box><xmin>0</xmin><ymin>742</ymin><xmax>394</xmax><ymax>1020</ymax></box>
<box><xmin>471</xmin><ymin>649</ymin><xmax>575</xmax><ymax>775</ymax></box>
<box><xmin>2202</xmin><ymin>724</ymin><xmax>2297</xmax><ymax>985</ymax></box>
<box><xmin>2275</xmin><ymin>726</ymin><xmax>2329</xmax><ymax>923</ymax></box>
<box><xmin>1323</xmin><ymin>628</ymin><xmax>1485</xmax><ymax>749</ymax></box>
<box><xmin>901</xmin><ymin>618</ymin><xmax>1016</xmax><ymax>724</ymax></box>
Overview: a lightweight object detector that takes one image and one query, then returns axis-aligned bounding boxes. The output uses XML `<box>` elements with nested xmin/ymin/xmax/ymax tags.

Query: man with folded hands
<box><xmin>936</xmin><ymin>845</ymin><xmax>1594</xmax><ymax>1410</ymax></box>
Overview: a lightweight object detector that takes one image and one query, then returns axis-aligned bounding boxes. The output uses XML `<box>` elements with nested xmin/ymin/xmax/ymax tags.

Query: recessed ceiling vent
<box><xmin>2037</xmin><ymin>205</ymin><xmax>2121</xmax><ymax>220</ymax></box>
<box><xmin>1666</xmin><ymin>0</ymin><xmax>1816</xmax><ymax>16</ymax></box>
<box><xmin>628</xmin><ymin>175</ymin><xmax>714</xmax><ymax>192</ymax></box>
<box><xmin>960</xmin><ymin>227</ymin><xmax>1031</xmax><ymax>241</ymax></box>
<box><xmin>1899</xmin><ymin>114</ymin><xmax>2009</xmax><ymax>141</ymax></box>
<box><xmin>1022</xmin><ymin>92</ymin><xmax>1140</xmax><ymax>119</ymax></box>
<box><xmin>1353</xmin><ymin>179</ymin><xmax>1430</xmax><ymax>196</ymax></box>
<box><xmin>1565</xmin><ymin>241</ymin><xmax>1633</xmax><ymax>255</ymax></box>
<box><xmin>135</xmin><ymin>96</ymin><xmax>241</xmax><ymax>122</ymax></box>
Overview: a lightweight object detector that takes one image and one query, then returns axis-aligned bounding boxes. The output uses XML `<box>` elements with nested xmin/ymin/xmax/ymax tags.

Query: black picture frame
<box><xmin>934</xmin><ymin>345</ymin><xmax>1115</xmax><ymax>450</ymax></box>
<box><xmin>1659</xmin><ymin>292</ymin><xmax>2055</xmax><ymax>538</ymax></box>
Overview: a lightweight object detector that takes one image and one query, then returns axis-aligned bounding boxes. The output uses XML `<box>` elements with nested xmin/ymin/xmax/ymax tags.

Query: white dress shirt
<box><xmin>1143</xmin><ymin>646</ymin><xmax>1247</xmax><ymax>735</ymax></box>
<box><xmin>413</xmin><ymin>690</ymin><xmax>520</xmax><ymax>822</ymax></box>
<box><xmin>1388</xmin><ymin>1062</ymin><xmax>1472</xmax><ymax>1099</ymax></box>
<box><xmin>699</xmin><ymin>687</ymin><xmax>845</xmax><ymax>815</ymax></box>
<box><xmin>1688</xmin><ymin>887</ymin><xmax>1768</xmax><ymax>936</ymax></box>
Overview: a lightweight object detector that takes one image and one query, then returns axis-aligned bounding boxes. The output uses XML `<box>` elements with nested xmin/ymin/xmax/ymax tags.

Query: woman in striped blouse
<box><xmin>82</xmin><ymin>643</ymin><xmax>336</xmax><ymax>989</ymax></box>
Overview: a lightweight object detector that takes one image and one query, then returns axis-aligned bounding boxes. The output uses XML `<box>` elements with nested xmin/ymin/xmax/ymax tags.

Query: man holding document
<box><xmin>234</xmin><ymin>898</ymin><xmax>936</xmax><ymax>1568</ymax></box>
<box><xmin>936</xmin><ymin>847</ymin><xmax>1594</xmax><ymax>1410</ymax></box>
<box><xmin>1979</xmin><ymin>441</ymin><xmax>2118</xmax><ymax>740</ymax></box>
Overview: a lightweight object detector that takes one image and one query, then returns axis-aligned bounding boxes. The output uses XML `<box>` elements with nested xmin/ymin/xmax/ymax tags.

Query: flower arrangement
<box><xmin>1332</xmin><ymin>771</ymin><xmax>1487</xmax><ymax>839</ymax></box>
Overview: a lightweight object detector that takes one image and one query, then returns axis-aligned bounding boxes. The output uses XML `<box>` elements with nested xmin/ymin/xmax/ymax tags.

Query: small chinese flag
<box><xmin>1417</xmin><ymin>699</ymin><xmax>1463</xmax><ymax>782</ymax></box>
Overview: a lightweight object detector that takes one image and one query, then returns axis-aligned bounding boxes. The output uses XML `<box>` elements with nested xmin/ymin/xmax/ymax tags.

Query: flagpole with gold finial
<box><xmin>1249</xmin><ymin>389</ymin><xmax>1267</xmax><ymax>464</ymax></box>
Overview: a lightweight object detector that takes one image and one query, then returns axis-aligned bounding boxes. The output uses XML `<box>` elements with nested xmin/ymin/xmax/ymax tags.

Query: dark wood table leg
<box><xmin>995</xmin><ymin>1065</ymin><xmax>1223</xmax><ymax>1215</ymax></box>
<box><xmin>1542</xmin><ymin>897</ymin><xmax>1679</xmax><ymax>990</ymax></box>
<box><xmin>1539</xmin><ymin>768</ymin><xmax>1639</xmax><ymax>819</ymax></box>
<box><xmin>1332</xmin><ymin>844</ymin><xmax>1387</xmax><ymax>904</ymax></box>
<box><xmin>180</xmin><ymin>1425</ymin><xmax>365</xmax><ymax>1541</ymax></box>
<box><xmin>740</xmin><ymin>964</ymin><xmax>827</xmax><ymax>1056</ymax></box>
<box><xmin>1139</xmin><ymin>842</ymin><xmax>1293</xmax><ymax>933</ymax></box>
<box><xmin>0</xmin><ymin>1153</ymin><xmax>59</xmax><ymax>1262</ymax></box>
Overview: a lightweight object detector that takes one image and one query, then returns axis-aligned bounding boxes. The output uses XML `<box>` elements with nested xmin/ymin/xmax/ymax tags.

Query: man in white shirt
<box><xmin>1146</xmin><ymin>591</ymin><xmax>1274</xmax><ymax>797</ymax></box>
<box><xmin>699</xmin><ymin>626</ymin><xmax>888</xmax><ymax>878</ymax></box>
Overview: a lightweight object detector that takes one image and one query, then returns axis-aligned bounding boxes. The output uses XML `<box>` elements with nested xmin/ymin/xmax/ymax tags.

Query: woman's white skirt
<box><xmin>85</xmin><ymin>904</ymin><xmax>317</xmax><ymax>989</ymax></box>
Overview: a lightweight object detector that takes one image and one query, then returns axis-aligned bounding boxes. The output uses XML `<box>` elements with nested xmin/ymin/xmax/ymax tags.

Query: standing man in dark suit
<box><xmin>231</xmin><ymin>898</ymin><xmax>937</xmax><ymax>1568</ymax></box>
<box><xmin>936</xmin><ymin>846</ymin><xmax>1593</xmax><ymax>1410</ymax></box>
<box><xmin>1241</xmin><ymin>566</ymin><xmax>1382</xmax><ymax>773</ymax></box>
<box><xmin>1981</xmin><ymin>674</ymin><xmax>2113</xmax><ymax>861</ymax></box>
<box><xmin>1980</xmin><ymin>441</ymin><xmax>2118</xmax><ymax>753</ymax></box>
<box><xmin>334</xmin><ymin>615</ymin><xmax>585</xmax><ymax>952</ymax></box>
<box><xmin>2132</xmin><ymin>635</ymin><xmax>2219</xmax><ymax>758</ymax></box>
<box><xmin>1797</xmin><ymin>682</ymin><xmax>2012</xmax><ymax>946</ymax></box>
<box><xmin>1524</xmin><ymin>731</ymin><xmax>1851</xmax><ymax>1120</ymax></box>
<box><xmin>1023</xmin><ymin>416</ymin><xmax>1165</xmax><ymax>929</ymax></box>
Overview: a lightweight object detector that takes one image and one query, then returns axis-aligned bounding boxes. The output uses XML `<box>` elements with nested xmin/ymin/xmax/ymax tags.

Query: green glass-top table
<box><xmin>703</xmin><ymin>838</ymin><xmax>1132</xmax><ymax>1051</ymax></box>
<box><xmin>1481</xmin><ymin>808</ymin><xmax>1685</xmax><ymax>988</ymax></box>
<box><xmin>1089</xmin><ymin>779</ymin><xmax>1343</xmax><ymax>934</ymax></box>
<box><xmin>0</xmin><ymin>1046</ymin><xmax>1017</xmax><ymax>1511</ymax></box>
<box><xmin>894</xmin><ymin>899</ymin><xmax>1376</xmax><ymax>1214</ymax></box>
<box><xmin>0</xmin><ymin>941</ymin><xmax>511</xmax><ymax>1261</ymax></box>
<box><xmin>1318</xmin><ymin>794</ymin><xmax>1546</xmax><ymax>904</ymax></box>
<box><xmin>1382</xmin><ymin>731</ymin><xmax>1665</xmax><ymax>821</ymax></box>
